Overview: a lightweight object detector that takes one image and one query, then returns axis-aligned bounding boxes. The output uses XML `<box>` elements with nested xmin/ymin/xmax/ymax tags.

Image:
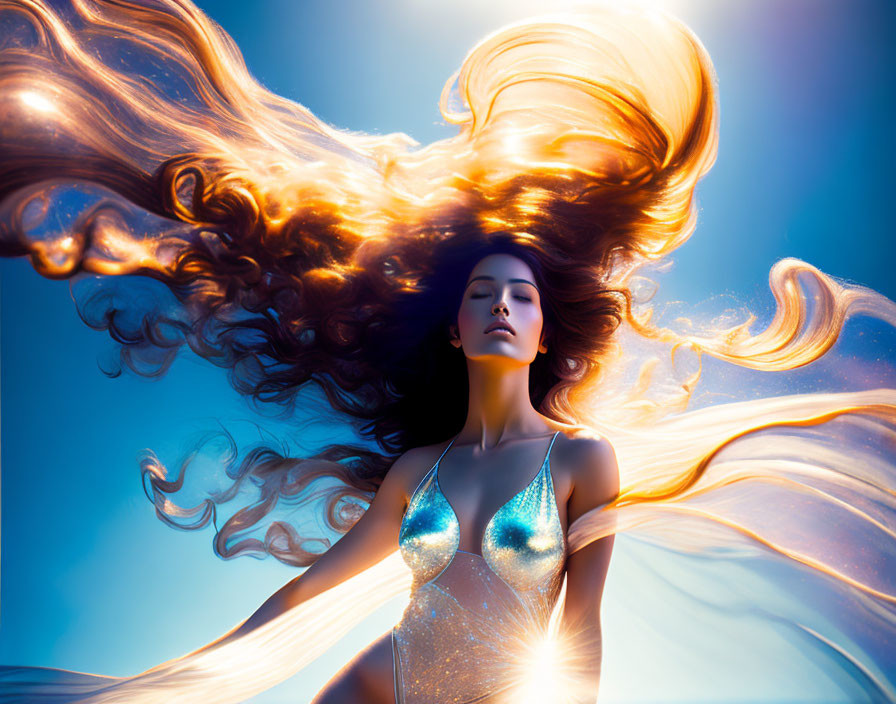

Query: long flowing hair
<box><xmin>1</xmin><ymin>1</ymin><xmax>894</xmax><ymax>701</ymax></box>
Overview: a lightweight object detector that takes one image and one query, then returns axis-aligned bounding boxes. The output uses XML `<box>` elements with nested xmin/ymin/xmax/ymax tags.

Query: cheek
<box><xmin>456</xmin><ymin>300</ymin><xmax>480</xmax><ymax>333</ymax></box>
<box><xmin>521</xmin><ymin>306</ymin><xmax>544</xmax><ymax>338</ymax></box>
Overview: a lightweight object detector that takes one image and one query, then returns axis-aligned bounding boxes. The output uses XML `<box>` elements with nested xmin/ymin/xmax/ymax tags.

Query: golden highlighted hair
<box><xmin>1</xmin><ymin>1</ymin><xmax>894</xmax><ymax>700</ymax></box>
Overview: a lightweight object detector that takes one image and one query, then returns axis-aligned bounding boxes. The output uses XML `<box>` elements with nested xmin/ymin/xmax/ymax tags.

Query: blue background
<box><xmin>2</xmin><ymin>0</ymin><xmax>894</xmax><ymax>701</ymax></box>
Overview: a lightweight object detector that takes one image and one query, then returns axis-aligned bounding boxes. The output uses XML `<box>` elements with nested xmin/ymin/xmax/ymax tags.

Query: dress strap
<box><xmin>405</xmin><ymin>435</ymin><xmax>459</xmax><ymax>506</ymax></box>
<box><xmin>545</xmin><ymin>430</ymin><xmax>561</xmax><ymax>463</ymax></box>
<box><xmin>433</xmin><ymin>435</ymin><xmax>457</xmax><ymax>470</ymax></box>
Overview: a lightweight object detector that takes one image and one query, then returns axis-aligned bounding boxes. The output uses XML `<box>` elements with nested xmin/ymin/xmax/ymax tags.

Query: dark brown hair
<box><xmin>0</xmin><ymin>1</ymin><xmax>718</xmax><ymax>565</ymax></box>
<box><xmin>129</xmin><ymin>224</ymin><xmax>625</xmax><ymax>566</ymax></box>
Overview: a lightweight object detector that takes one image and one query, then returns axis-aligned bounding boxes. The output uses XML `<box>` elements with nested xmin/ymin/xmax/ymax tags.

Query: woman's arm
<box><xmin>561</xmin><ymin>436</ymin><xmax>620</xmax><ymax>704</ymax></box>
<box><xmin>208</xmin><ymin>447</ymin><xmax>423</xmax><ymax>648</ymax></box>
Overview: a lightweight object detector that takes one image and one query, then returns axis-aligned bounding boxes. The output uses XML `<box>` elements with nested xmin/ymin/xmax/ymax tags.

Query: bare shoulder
<box><xmin>384</xmin><ymin>438</ymin><xmax>453</xmax><ymax>504</ymax></box>
<box><xmin>553</xmin><ymin>430</ymin><xmax>620</xmax><ymax>509</ymax></box>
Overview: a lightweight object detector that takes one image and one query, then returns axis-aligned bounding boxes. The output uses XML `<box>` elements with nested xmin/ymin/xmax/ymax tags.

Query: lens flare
<box><xmin>510</xmin><ymin>628</ymin><xmax>603</xmax><ymax>704</ymax></box>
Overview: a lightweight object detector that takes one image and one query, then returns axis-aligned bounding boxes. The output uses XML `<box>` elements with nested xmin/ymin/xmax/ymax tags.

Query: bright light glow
<box><xmin>518</xmin><ymin>636</ymin><xmax>563</xmax><ymax>704</ymax></box>
<box><xmin>510</xmin><ymin>626</ymin><xmax>598</xmax><ymax>704</ymax></box>
<box><xmin>19</xmin><ymin>91</ymin><xmax>56</xmax><ymax>113</ymax></box>
<box><xmin>407</xmin><ymin>0</ymin><xmax>709</xmax><ymax>31</ymax></box>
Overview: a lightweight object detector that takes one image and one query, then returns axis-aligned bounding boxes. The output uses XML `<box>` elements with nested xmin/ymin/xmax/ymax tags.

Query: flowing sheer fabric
<box><xmin>2</xmin><ymin>385</ymin><xmax>894</xmax><ymax>702</ymax></box>
<box><xmin>0</xmin><ymin>0</ymin><xmax>894</xmax><ymax>702</ymax></box>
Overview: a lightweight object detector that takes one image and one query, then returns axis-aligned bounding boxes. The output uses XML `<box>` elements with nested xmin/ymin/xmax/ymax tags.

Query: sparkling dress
<box><xmin>392</xmin><ymin>431</ymin><xmax>567</xmax><ymax>704</ymax></box>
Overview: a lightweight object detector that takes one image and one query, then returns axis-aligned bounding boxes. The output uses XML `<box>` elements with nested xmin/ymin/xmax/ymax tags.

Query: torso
<box><xmin>391</xmin><ymin>429</ymin><xmax>595</xmax><ymax>704</ymax></box>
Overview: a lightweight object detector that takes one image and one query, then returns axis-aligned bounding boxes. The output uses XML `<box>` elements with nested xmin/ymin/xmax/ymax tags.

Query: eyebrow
<box><xmin>466</xmin><ymin>275</ymin><xmax>538</xmax><ymax>289</ymax></box>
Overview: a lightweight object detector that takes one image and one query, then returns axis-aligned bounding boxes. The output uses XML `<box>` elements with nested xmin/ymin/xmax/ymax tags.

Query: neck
<box><xmin>457</xmin><ymin>359</ymin><xmax>553</xmax><ymax>450</ymax></box>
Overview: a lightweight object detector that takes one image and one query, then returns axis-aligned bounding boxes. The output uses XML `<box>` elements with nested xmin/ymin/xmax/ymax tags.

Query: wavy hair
<box><xmin>1</xmin><ymin>1</ymin><xmax>895</xmax><ymax>700</ymax></box>
<box><xmin>1</xmin><ymin>0</ymin><xmax>718</xmax><ymax>564</ymax></box>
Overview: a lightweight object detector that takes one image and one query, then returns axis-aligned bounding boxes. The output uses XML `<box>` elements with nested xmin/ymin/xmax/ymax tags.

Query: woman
<box><xmin>220</xmin><ymin>243</ymin><xmax>623</xmax><ymax>704</ymax></box>
<box><xmin>1</xmin><ymin>0</ymin><xmax>894</xmax><ymax>702</ymax></box>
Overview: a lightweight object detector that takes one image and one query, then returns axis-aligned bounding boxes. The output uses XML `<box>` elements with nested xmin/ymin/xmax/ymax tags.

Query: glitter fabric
<box><xmin>392</xmin><ymin>431</ymin><xmax>566</xmax><ymax>704</ymax></box>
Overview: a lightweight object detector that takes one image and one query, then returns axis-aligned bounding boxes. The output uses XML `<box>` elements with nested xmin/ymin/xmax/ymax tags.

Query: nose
<box><xmin>491</xmin><ymin>300</ymin><xmax>509</xmax><ymax>317</ymax></box>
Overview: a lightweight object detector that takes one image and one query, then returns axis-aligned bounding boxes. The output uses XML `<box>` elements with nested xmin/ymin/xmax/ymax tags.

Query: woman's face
<box><xmin>450</xmin><ymin>253</ymin><xmax>547</xmax><ymax>366</ymax></box>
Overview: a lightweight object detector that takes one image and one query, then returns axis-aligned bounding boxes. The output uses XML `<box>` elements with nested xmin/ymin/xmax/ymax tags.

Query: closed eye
<box><xmin>470</xmin><ymin>293</ymin><xmax>532</xmax><ymax>301</ymax></box>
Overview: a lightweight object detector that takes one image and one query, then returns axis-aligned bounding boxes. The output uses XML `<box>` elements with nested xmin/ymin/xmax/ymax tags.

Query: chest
<box><xmin>398</xmin><ymin>436</ymin><xmax>570</xmax><ymax>591</ymax></box>
<box><xmin>435</xmin><ymin>456</ymin><xmax>570</xmax><ymax>553</ymax></box>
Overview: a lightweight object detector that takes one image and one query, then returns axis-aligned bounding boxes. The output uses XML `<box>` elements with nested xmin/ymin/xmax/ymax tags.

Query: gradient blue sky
<box><xmin>2</xmin><ymin>1</ymin><xmax>894</xmax><ymax>702</ymax></box>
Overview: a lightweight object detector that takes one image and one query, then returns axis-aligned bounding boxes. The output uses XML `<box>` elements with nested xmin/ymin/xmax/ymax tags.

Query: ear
<box><xmin>538</xmin><ymin>329</ymin><xmax>548</xmax><ymax>354</ymax></box>
<box><xmin>449</xmin><ymin>324</ymin><xmax>462</xmax><ymax>348</ymax></box>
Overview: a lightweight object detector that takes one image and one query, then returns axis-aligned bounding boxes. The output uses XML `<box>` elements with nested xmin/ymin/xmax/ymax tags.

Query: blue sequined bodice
<box><xmin>392</xmin><ymin>432</ymin><xmax>567</xmax><ymax>703</ymax></box>
<box><xmin>397</xmin><ymin>431</ymin><xmax>566</xmax><ymax>593</ymax></box>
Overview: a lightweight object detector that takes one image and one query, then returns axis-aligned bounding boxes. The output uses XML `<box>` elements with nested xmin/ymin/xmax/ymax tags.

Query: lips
<box><xmin>484</xmin><ymin>319</ymin><xmax>515</xmax><ymax>335</ymax></box>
